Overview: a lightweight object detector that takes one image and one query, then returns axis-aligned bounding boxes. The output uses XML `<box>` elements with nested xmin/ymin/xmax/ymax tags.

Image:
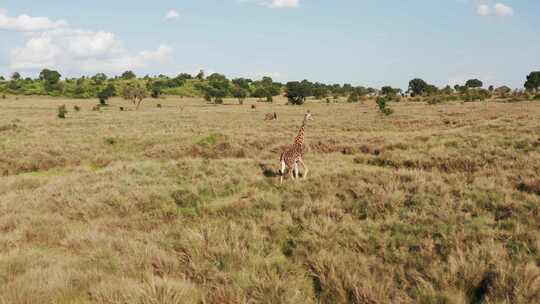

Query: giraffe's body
<box><xmin>280</xmin><ymin>112</ymin><xmax>313</xmax><ymax>183</ymax></box>
<box><xmin>265</xmin><ymin>112</ymin><xmax>278</xmax><ymax>121</ymax></box>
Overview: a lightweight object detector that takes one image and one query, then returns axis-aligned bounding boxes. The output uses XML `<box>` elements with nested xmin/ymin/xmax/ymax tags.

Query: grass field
<box><xmin>0</xmin><ymin>96</ymin><xmax>539</xmax><ymax>303</ymax></box>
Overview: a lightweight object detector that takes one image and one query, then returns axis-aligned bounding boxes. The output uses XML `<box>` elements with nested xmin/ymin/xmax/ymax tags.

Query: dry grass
<box><xmin>0</xmin><ymin>96</ymin><xmax>539</xmax><ymax>303</ymax></box>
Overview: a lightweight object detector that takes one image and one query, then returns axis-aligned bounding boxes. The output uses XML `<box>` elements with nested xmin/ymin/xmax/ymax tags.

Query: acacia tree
<box><xmin>465</xmin><ymin>79</ymin><xmax>483</xmax><ymax>88</ymax></box>
<box><xmin>39</xmin><ymin>69</ymin><xmax>62</xmax><ymax>92</ymax></box>
<box><xmin>286</xmin><ymin>80</ymin><xmax>313</xmax><ymax>105</ymax></box>
<box><xmin>121</xmin><ymin>71</ymin><xmax>136</xmax><ymax>80</ymax></box>
<box><xmin>524</xmin><ymin>71</ymin><xmax>540</xmax><ymax>92</ymax></box>
<box><xmin>122</xmin><ymin>83</ymin><xmax>148</xmax><ymax>109</ymax></box>
<box><xmin>408</xmin><ymin>78</ymin><xmax>428</xmax><ymax>97</ymax></box>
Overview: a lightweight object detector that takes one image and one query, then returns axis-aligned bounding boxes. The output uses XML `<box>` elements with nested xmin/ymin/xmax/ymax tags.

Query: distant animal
<box><xmin>279</xmin><ymin>111</ymin><xmax>314</xmax><ymax>184</ymax></box>
<box><xmin>251</xmin><ymin>104</ymin><xmax>256</xmax><ymax>110</ymax></box>
<box><xmin>265</xmin><ymin>112</ymin><xmax>278</xmax><ymax>121</ymax></box>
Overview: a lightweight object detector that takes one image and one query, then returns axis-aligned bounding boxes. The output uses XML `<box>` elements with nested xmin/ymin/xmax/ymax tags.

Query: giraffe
<box><xmin>265</xmin><ymin>112</ymin><xmax>278</xmax><ymax>121</ymax></box>
<box><xmin>279</xmin><ymin>111</ymin><xmax>313</xmax><ymax>184</ymax></box>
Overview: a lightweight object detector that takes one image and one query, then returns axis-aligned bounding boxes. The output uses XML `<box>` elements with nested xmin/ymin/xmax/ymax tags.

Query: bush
<box><xmin>119</xmin><ymin>107</ymin><xmax>125</xmax><ymax>111</ymax></box>
<box><xmin>214</xmin><ymin>97</ymin><xmax>223</xmax><ymax>104</ymax></box>
<box><xmin>157</xmin><ymin>103</ymin><xmax>162</xmax><ymax>108</ymax></box>
<box><xmin>73</xmin><ymin>105</ymin><xmax>81</xmax><ymax>112</ymax></box>
<box><xmin>92</xmin><ymin>105</ymin><xmax>100</xmax><ymax>111</ymax></box>
<box><xmin>347</xmin><ymin>92</ymin><xmax>359</xmax><ymax>103</ymax></box>
<box><xmin>533</xmin><ymin>94</ymin><xmax>540</xmax><ymax>100</ymax></box>
<box><xmin>1</xmin><ymin>94</ymin><xmax>6</xmax><ymax>99</ymax></box>
<box><xmin>376</xmin><ymin>97</ymin><xmax>393</xmax><ymax>116</ymax></box>
<box><xmin>427</xmin><ymin>97</ymin><xmax>443</xmax><ymax>105</ymax></box>
<box><xmin>266</xmin><ymin>95</ymin><xmax>273</xmax><ymax>103</ymax></box>
<box><xmin>57</xmin><ymin>105</ymin><xmax>67</xmax><ymax>119</ymax></box>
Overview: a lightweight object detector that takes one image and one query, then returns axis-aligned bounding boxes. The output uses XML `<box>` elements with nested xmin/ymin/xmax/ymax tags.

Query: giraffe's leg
<box><xmin>294</xmin><ymin>162</ymin><xmax>299</xmax><ymax>180</ymax></box>
<box><xmin>287</xmin><ymin>162</ymin><xmax>294</xmax><ymax>181</ymax></box>
<box><xmin>299</xmin><ymin>159</ymin><xmax>309</xmax><ymax>179</ymax></box>
<box><xmin>280</xmin><ymin>161</ymin><xmax>286</xmax><ymax>184</ymax></box>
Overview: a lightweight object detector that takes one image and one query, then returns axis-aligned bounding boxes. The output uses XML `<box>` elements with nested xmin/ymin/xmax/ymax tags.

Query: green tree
<box><xmin>425</xmin><ymin>84</ymin><xmax>439</xmax><ymax>96</ymax></box>
<box><xmin>92</xmin><ymin>73</ymin><xmax>108</xmax><ymax>85</ymax></box>
<box><xmin>347</xmin><ymin>91</ymin><xmax>359</xmax><ymax>103</ymax></box>
<box><xmin>98</xmin><ymin>84</ymin><xmax>116</xmax><ymax>105</ymax></box>
<box><xmin>442</xmin><ymin>85</ymin><xmax>454</xmax><ymax>95</ymax></box>
<box><xmin>122</xmin><ymin>82</ymin><xmax>148</xmax><ymax>109</ymax></box>
<box><xmin>121</xmin><ymin>71</ymin><xmax>136</xmax><ymax>80</ymax></box>
<box><xmin>376</xmin><ymin>97</ymin><xmax>393</xmax><ymax>116</ymax></box>
<box><xmin>381</xmin><ymin>86</ymin><xmax>399</xmax><ymax>97</ymax></box>
<box><xmin>465</xmin><ymin>79</ymin><xmax>483</xmax><ymax>88</ymax></box>
<box><xmin>524</xmin><ymin>71</ymin><xmax>540</xmax><ymax>92</ymax></box>
<box><xmin>196</xmin><ymin>69</ymin><xmax>205</xmax><ymax>80</ymax></box>
<box><xmin>232</xmin><ymin>78</ymin><xmax>252</xmax><ymax>91</ymax></box>
<box><xmin>408</xmin><ymin>78</ymin><xmax>428</xmax><ymax>97</ymax></box>
<box><xmin>39</xmin><ymin>69</ymin><xmax>62</xmax><ymax>92</ymax></box>
<box><xmin>232</xmin><ymin>85</ymin><xmax>248</xmax><ymax>104</ymax></box>
<box><xmin>286</xmin><ymin>80</ymin><xmax>313</xmax><ymax>105</ymax></box>
<box><xmin>11</xmin><ymin>72</ymin><xmax>21</xmax><ymax>81</ymax></box>
<box><xmin>200</xmin><ymin>73</ymin><xmax>232</xmax><ymax>104</ymax></box>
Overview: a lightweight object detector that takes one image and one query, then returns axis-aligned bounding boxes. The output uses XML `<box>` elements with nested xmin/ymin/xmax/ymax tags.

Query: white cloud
<box><xmin>3</xmin><ymin>9</ymin><xmax>172</xmax><ymax>75</ymax></box>
<box><xmin>476</xmin><ymin>4</ymin><xmax>490</xmax><ymax>16</ymax></box>
<box><xmin>0</xmin><ymin>8</ymin><xmax>66</xmax><ymax>32</ymax></box>
<box><xmin>476</xmin><ymin>3</ymin><xmax>513</xmax><ymax>17</ymax></box>
<box><xmin>238</xmin><ymin>0</ymin><xmax>300</xmax><ymax>9</ymax></box>
<box><xmin>494</xmin><ymin>3</ymin><xmax>513</xmax><ymax>17</ymax></box>
<box><xmin>267</xmin><ymin>0</ymin><xmax>300</xmax><ymax>8</ymax></box>
<box><xmin>164</xmin><ymin>10</ymin><xmax>179</xmax><ymax>20</ymax></box>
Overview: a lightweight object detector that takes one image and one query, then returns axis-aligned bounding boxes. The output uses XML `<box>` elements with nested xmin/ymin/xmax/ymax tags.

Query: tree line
<box><xmin>1</xmin><ymin>69</ymin><xmax>539</xmax><ymax>105</ymax></box>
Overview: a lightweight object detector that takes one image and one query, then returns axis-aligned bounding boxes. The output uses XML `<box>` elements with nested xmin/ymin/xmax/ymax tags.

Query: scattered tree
<box><xmin>122</xmin><ymin>83</ymin><xmax>148</xmax><ymax>109</ymax></box>
<box><xmin>286</xmin><ymin>80</ymin><xmax>313</xmax><ymax>105</ymax></box>
<box><xmin>98</xmin><ymin>84</ymin><xmax>116</xmax><ymax>105</ymax></box>
<box><xmin>232</xmin><ymin>85</ymin><xmax>248</xmax><ymax>104</ymax></box>
<box><xmin>121</xmin><ymin>71</ymin><xmax>136</xmax><ymax>80</ymax></box>
<box><xmin>465</xmin><ymin>79</ymin><xmax>483</xmax><ymax>89</ymax></box>
<box><xmin>524</xmin><ymin>71</ymin><xmax>540</xmax><ymax>92</ymax></box>
<box><xmin>408</xmin><ymin>78</ymin><xmax>428</xmax><ymax>97</ymax></box>
<box><xmin>11</xmin><ymin>72</ymin><xmax>21</xmax><ymax>81</ymax></box>
<box><xmin>39</xmin><ymin>69</ymin><xmax>62</xmax><ymax>91</ymax></box>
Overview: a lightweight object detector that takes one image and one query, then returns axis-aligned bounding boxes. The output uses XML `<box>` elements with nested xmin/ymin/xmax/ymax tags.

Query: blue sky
<box><xmin>0</xmin><ymin>0</ymin><xmax>538</xmax><ymax>89</ymax></box>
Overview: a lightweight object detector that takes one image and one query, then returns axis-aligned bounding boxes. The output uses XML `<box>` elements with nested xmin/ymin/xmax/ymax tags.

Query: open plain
<box><xmin>0</xmin><ymin>96</ymin><xmax>539</xmax><ymax>303</ymax></box>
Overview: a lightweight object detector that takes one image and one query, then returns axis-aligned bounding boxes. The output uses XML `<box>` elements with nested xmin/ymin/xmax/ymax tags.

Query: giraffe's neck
<box><xmin>294</xmin><ymin>122</ymin><xmax>306</xmax><ymax>146</ymax></box>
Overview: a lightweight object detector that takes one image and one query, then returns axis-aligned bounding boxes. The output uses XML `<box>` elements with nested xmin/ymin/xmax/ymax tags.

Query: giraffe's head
<box><xmin>304</xmin><ymin>111</ymin><xmax>314</xmax><ymax>122</ymax></box>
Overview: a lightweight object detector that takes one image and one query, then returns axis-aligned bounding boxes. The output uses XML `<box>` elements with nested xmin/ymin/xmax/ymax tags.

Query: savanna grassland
<box><xmin>0</xmin><ymin>96</ymin><xmax>539</xmax><ymax>304</ymax></box>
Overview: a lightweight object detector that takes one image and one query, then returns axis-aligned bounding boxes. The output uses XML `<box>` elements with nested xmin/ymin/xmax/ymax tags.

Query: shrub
<box><xmin>73</xmin><ymin>105</ymin><xmax>81</xmax><ymax>112</ymax></box>
<box><xmin>376</xmin><ymin>97</ymin><xmax>393</xmax><ymax>116</ymax></box>
<box><xmin>266</xmin><ymin>95</ymin><xmax>273</xmax><ymax>103</ymax></box>
<box><xmin>326</xmin><ymin>97</ymin><xmax>331</xmax><ymax>103</ymax></box>
<box><xmin>98</xmin><ymin>84</ymin><xmax>115</xmax><ymax>105</ymax></box>
<box><xmin>533</xmin><ymin>94</ymin><xmax>540</xmax><ymax>100</ymax></box>
<box><xmin>119</xmin><ymin>107</ymin><xmax>125</xmax><ymax>111</ymax></box>
<box><xmin>347</xmin><ymin>92</ymin><xmax>359</xmax><ymax>103</ymax></box>
<box><xmin>427</xmin><ymin>97</ymin><xmax>443</xmax><ymax>105</ymax></box>
<box><xmin>57</xmin><ymin>105</ymin><xmax>67</xmax><ymax>119</ymax></box>
<box><xmin>1</xmin><ymin>94</ymin><xmax>6</xmax><ymax>99</ymax></box>
<box><xmin>214</xmin><ymin>97</ymin><xmax>223</xmax><ymax>104</ymax></box>
<box><xmin>157</xmin><ymin>103</ymin><xmax>162</xmax><ymax>108</ymax></box>
<box><xmin>92</xmin><ymin>105</ymin><xmax>100</xmax><ymax>111</ymax></box>
<box><xmin>122</xmin><ymin>83</ymin><xmax>148</xmax><ymax>109</ymax></box>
